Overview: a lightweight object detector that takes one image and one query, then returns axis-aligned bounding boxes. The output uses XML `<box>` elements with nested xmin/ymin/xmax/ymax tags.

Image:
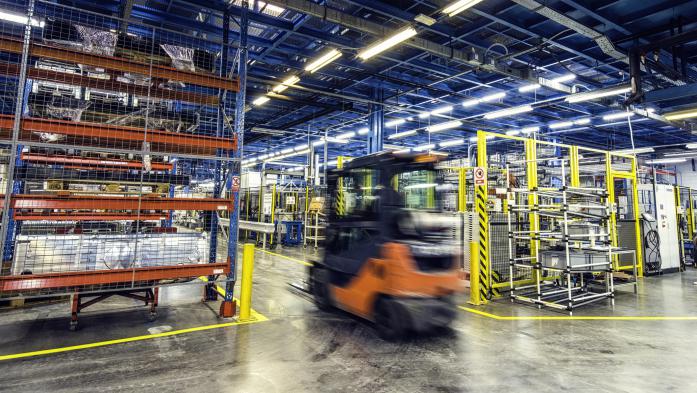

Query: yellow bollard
<box><xmin>239</xmin><ymin>243</ymin><xmax>255</xmax><ymax>321</ymax></box>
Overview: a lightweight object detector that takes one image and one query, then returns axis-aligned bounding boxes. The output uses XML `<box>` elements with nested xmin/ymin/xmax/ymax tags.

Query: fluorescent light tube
<box><xmin>358</xmin><ymin>27</ymin><xmax>418</xmax><ymax>60</ymax></box>
<box><xmin>439</xmin><ymin>138</ymin><xmax>465</xmax><ymax>147</ymax></box>
<box><xmin>519</xmin><ymin>83</ymin><xmax>541</xmax><ymax>93</ymax></box>
<box><xmin>294</xmin><ymin>144</ymin><xmax>308</xmax><ymax>151</ymax></box>
<box><xmin>336</xmin><ymin>131</ymin><xmax>356</xmax><ymax>139</ymax></box>
<box><xmin>430</xmin><ymin>105</ymin><xmax>453</xmax><ymax>115</ymax></box>
<box><xmin>395</xmin><ymin>148</ymin><xmax>412</xmax><ymax>154</ymax></box>
<box><xmin>552</xmin><ymin>74</ymin><xmax>576</xmax><ymax>83</ymax></box>
<box><xmin>252</xmin><ymin>96</ymin><xmax>270</xmax><ymax>106</ymax></box>
<box><xmin>387</xmin><ymin>130</ymin><xmax>417</xmax><ymax>139</ymax></box>
<box><xmin>565</xmin><ymin>86</ymin><xmax>632</xmax><ymax>103</ymax></box>
<box><xmin>426</xmin><ymin>120</ymin><xmax>462</xmax><ymax>133</ymax></box>
<box><xmin>484</xmin><ymin>105</ymin><xmax>533</xmax><ymax>119</ymax></box>
<box><xmin>357</xmin><ymin>127</ymin><xmax>369</xmax><ymax>135</ymax></box>
<box><xmin>574</xmin><ymin>118</ymin><xmax>591</xmax><ymax>125</ymax></box>
<box><xmin>312</xmin><ymin>140</ymin><xmax>325</xmax><ymax>147</ymax></box>
<box><xmin>479</xmin><ymin>92</ymin><xmax>506</xmax><ymax>102</ymax></box>
<box><xmin>0</xmin><ymin>11</ymin><xmax>44</xmax><ymax>27</ymax></box>
<box><xmin>686</xmin><ymin>143</ymin><xmax>697</xmax><ymax>149</ymax></box>
<box><xmin>468</xmin><ymin>136</ymin><xmax>478</xmax><ymax>142</ymax></box>
<box><xmin>506</xmin><ymin>130</ymin><xmax>520</xmax><ymax>136</ymax></box>
<box><xmin>385</xmin><ymin>119</ymin><xmax>406</xmax><ymax>127</ymax></box>
<box><xmin>272</xmin><ymin>84</ymin><xmax>288</xmax><ymax>93</ymax></box>
<box><xmin>602</xmin><ymin>112</ymin><xmax>635</xmax><ymax>121</ymax></box>
<box><xmin>521</xmin><ymin>126</ymin><xmax>540</xmax><ymax>133</ymax></box>
<box><xmin>646</xmin><ymin>158</ymin><xmax>686</xmax><ymax>164</ymax></box>
<box><xmin>549</xmin><ymin>121</ymin><xmax>574</xmax><ymax>129</ymax></box>
<box><xmin>281</xmin><ymin>148</ymin><xmax>293</xmax><ymax>154</ymax></box>
<box><xmin>413</xmin><ymin>143</ymin><xmax>435</xmax><ymax>151</ymax></box>
<box><xmin>442</xmin><ymin>0</ymin><xmax>483</xmax><ymax>17</ymax></box>
<box><xmin>305</xmin><ymin>49</ymin><xmax>342</xmax><ymax>73</ymax></box>
<box><xmin>613</xmin><ymin>147</ymin><xmax>654</xmax><ymax>154</ymax></box>
<box><xmin>462</xmin><ymin>99</ymin><xmax>479</xmax><ymax>107</ymax></box>
<box><xmin>665</xmin><ymin>108</ymin><xmax>697</xmax><ymax>121</ymax></box>
<box><xmin>418</xmin><ymin>112</ymin><xmax>430</xmax><ymax>118</ymax></box>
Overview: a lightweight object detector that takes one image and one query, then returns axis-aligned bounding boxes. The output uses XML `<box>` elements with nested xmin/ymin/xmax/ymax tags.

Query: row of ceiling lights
<box><xmin>250</xmin><ymin>0</ymin><xmax>487</xmax><ymax>108</ymax></box>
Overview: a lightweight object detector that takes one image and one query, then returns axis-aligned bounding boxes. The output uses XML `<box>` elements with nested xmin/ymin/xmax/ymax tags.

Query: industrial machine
<box><xmin>309</xmin><ymin>152</ymin><xmax>463</xmax><ymax>338</ymax></box>
<box><xmin>639</xmin><ymin>183</ymin><xmax>681</xmax><ymax>273</ymax></box>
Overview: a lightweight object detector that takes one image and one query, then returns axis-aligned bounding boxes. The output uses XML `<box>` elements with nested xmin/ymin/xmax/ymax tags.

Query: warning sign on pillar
<box><xmin>231</xmin><ymin>176</ymin><xmax>241</xmax><ymax>192</ymax></box>
<box><xmin>474</xmin><ymin>167</ymin><xmax>486</xmax><ymax>186</ymax></box>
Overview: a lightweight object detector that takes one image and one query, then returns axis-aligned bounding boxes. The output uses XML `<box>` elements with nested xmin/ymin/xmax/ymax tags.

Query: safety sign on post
<box><xmin>474</xmin><ymin>167</ymin><xmax>486</xmax><ymax>186</ymax></box>
<box><xmin>231</xmin><ymin>176</ymin><xmax>241</xmax><ymax>192</ymax></box>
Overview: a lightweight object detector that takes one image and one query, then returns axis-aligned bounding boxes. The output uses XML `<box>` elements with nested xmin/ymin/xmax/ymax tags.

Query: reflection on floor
<box><xmin>2</xmin><ymin>245</ymin><xmax>697</xmax><ymax>392</ymax></box>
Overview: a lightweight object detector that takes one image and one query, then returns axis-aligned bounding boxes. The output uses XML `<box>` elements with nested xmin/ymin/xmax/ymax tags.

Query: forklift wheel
<box><xmin>312</xmin><ymin>267</ymin><xmax>332</xmax><ymax>311</ymax></box>
<box><xmin>374</xmin><ymin>298</ymin><xmax>408</xmax><ymax>340</ymax></box>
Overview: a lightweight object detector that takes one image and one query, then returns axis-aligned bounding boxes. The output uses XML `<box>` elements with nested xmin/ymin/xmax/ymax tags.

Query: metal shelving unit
<box><xmin>507</xmin><ymin>158</ymin><xmax>615</xmax><ymax>313</ymax></box>
<box><xmin>0</xmin><ymin>0</ymin><xmax>250</xmax><ymax>325</ymax></box>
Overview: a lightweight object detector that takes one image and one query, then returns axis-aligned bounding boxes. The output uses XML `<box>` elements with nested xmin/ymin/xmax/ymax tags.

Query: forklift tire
<box><xmin>311</xmin><ymin>267</ymin><xmax>332</xmax><ymax>311</ymax></box>
<box><xmin>374</xmin><ymin>297</ymin><xmax>409</xmax><ymax>340</ymax></box>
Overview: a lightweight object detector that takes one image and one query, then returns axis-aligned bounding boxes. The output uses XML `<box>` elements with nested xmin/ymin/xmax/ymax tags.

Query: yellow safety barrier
<box><xmin>239</xmin><ymin>243</ymin><xmax>255</xmax><ymax>321</ymax></box>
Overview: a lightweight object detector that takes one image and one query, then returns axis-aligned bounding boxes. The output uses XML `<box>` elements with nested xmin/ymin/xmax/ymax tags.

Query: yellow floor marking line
<box><xmin>258</xmin><ymin>248</ymin><xmax>312</xmax><ymax>266</ymax></box>
<box><xmin>459</xmin><ymin>306</ymin><xmax>697</xmax><ymax>321</ymax></box>
<box><xmin>0</xmin><ymin>281</ymin><xmax>268</xmax><ymax>362</ymax></box>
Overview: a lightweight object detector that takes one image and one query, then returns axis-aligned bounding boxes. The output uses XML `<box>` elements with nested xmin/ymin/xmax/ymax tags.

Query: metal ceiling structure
<box><xmin>45</xmin><ymin>0</ymin><xmax>697</xmax><ymax>169</ymax></box>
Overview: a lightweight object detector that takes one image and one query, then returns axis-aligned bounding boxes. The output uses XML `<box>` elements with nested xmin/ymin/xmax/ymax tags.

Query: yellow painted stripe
<box><xmin>0</xmin><ymin>311</ymin><xmax>267</xmax><ymax>361</ymax></box>
<box><xmin>1</xmin><ymin>281</ymin><xmax>268</xmax><ymax>362</ymax></box>
<box><xmin>258</xmin><ymin>248</ymin><xmax>312</xmax><ymax>266</ymax></box>
<box><xmin>459</xmin><ymin>306</ymin><xmax>697</xmax><ymax>321</ymax></box>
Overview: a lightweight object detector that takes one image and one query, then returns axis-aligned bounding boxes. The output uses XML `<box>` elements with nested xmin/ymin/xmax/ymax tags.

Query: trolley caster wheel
<box><xmin>148</xmin><ymin>312</ymin><xmax>158</xmax><ymax>322</ymax></box>
<box><xmin>69</xmin><ymin>321</ymin><xmax>79</xmax><ymax>331</ymax></box>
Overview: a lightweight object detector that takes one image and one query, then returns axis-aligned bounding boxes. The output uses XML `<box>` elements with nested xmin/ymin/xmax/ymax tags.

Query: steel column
<box><xmin>367</xmin><ymin>86</ymin><xmax>384</xmax><ymax>154</ymax></box>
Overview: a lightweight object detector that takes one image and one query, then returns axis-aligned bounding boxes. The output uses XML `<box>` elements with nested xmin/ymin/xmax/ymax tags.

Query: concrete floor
<box><xmin>2</xmin><ymin>247</ymin><xmax>697</xmax><ymax>392</ymax></box>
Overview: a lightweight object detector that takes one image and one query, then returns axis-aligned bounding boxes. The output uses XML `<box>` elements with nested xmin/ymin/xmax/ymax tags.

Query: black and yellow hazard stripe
<box><xmin>475</xmin><ymin>184</ymin><xmax>490</xmax><ymax>302</ymax></box>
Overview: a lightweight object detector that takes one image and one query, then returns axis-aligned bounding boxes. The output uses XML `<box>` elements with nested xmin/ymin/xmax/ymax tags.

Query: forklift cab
<box><xmin>313</xmin><ymin>152</ymin><xmax>462</xmax><ymax>338</ymax></box>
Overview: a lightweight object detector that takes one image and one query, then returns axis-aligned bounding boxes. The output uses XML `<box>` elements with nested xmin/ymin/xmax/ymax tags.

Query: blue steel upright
<box><xmin>368</xmin><ymin>86</ymin><xmax>384</xmax><ymax>154</ymax></box>
<box><xmin>220</xmin><ymin>0</ymin><xmax>248</xmax><ymax>316</ymax></box>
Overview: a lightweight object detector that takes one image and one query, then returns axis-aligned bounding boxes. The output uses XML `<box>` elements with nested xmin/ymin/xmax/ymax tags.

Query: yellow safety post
<box><xmin>270</xmin><ymin>184</ymin><xmax>276</xmax><ymax>245</ymax></box>
<box><xmin>336</xmin><ymin>156</ymin><xmax>345</xmax><ymax>216</ymax></box>
<box><xmin>630</xmin><ymin>161</ymin><xmax>644</xmax><ymax>277</ymax></box>
<box><xmin>458</xmin><ymin>167</ymin><xmax>466</xmax><ymax>212</ymax></box>
<box><xmin>525</xmin><ymin>138</ymin><xmax>540</xmax><ymax>287</ymax></box>
<box><xmin>570</xmin><ymin>146</ymin><xmax>580</xmax><ymax>188</ymax></box>
<box><xmin>239</xmin><ymin>243</ymin><xmax>255</xmax><ymax>321</ymax></box>
<box><xmin>689</xmin><ymin>189</ymin><xmax>696</xmax><ymax>239</ymax></box>
<box><xmin>472</xmin><ymin>130</ymin><xmax>489</xmax><ymax>305</ymax></box>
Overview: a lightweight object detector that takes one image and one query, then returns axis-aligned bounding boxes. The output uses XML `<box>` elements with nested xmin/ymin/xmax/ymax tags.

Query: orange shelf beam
<box><xmin>0</xmin><ymin>36</ymin><xmax>239</xmax><ymax>92</ymax></box>
<box><xmin>0</xmin><ymin>262</ymin><xmax>230</xmax><ymax>291</ymax></box>
<box><xmin>5</xmin><ymin>194</ymin><xmax>233</xmax><ymax>211</ymax></box>
<box><xmin>1</xmin><ymin>63</ymin><xmax>219</xmax><ymax>105</ymax></box>
<box><xmin>13</xmin><ymin>212</ymin><xmax>168</xmax><ymax>221</ymax></box>
<box><xmin>0</xmin><ymin>116</ymin><xmax>236</xmax><ymax>156</ymax></box>
<box><xmin>20</xmin><ymin>153</ymin><xmax>174</xmax><ymax>171</ymax></box>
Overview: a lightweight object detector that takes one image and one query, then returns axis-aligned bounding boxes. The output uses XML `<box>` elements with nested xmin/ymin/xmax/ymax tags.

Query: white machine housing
<box><xmin>638</xmin><ymin>183</ymin><xmax>680</xmax><ymax>271</ymax></box>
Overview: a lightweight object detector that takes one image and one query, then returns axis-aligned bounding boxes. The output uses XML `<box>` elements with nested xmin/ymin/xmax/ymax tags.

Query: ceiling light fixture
<box><xmin>430</xmin><ymin>105</ymin><xmax>453</xmax><ymax>115</ymax></box>
<box><xmin>613</xmin><ymin>147</ymin><xmax>654</xmax><ymax>155</ymax></box>
<box><xmin>462</xmin><ymin>98</ymin><xmax>479</xmax><ymax>107</ymax></box>
<box><xmin>413</xmin><ymin>143</ymin><xmax>435</xmax><ymax>151</ymax></box>
<box><xmin>521</xmin><ymin>126</ymin><xmax>540</xmax><ymax>134</ymax></box>
<box><xmin>686</xmin><ymin>143</ymin><xmax>697</xmax><ymax>149</ymax></box>
<box><xmin>665</xmin><ymin>108</ymin><xmax>697</xmax><ymax>121</ymax></box>
<box><xmin>574</xmin><ymin>118</ymin><xmax>591</xmax><ymax>125</ymax></box>
<box><xmin>484</xmin><ymin>104</ymin><xmax>533</xmax><ymax>119</ymax></box>
<box><xmin>358</xmin><ymin>27</ymin><xmax>418</xmax><ymax>60</ymax></box>
<box><xmin>602</xmin><ymin>112</ymin><xmax>635</xmax><ymax>121</ymax></box>
<box><xmin>357</xmin><ymin>127</ymin><xmax>369</xmax><ymax>135</ymax></box>
<box><xmin>418</xmin><ymin>112</ymin><xmax>430</xmax><ymax>119</ymax></box>
<box><xmin>385</xmin><ymin>118</ymin><xmax>406</xmax><ymax>127</ymax></box>
<box><xmin>441</xmin><ymin>0</ymin><xmax>483</xmax><ymax>17</ymax></box>
<box><xmin>426</xmin><ymin>120</ymin><xmax>462</xmax><ymax>133</ymax></box>
<box><xmin>565</xmin><ymin>85</ymin><xmax>632</xmax><ymax>103</ymax></box>
<box><xmin>551</xmin><ymin>74</ymin><xmax>576</xmax><ymax>83</ymax></box>
<box><xmin>439</xmin><ymin>138</ymin><xmax>465</xmax><ymax>148</ymax></box>
<box><xmin>252</xmin><ymin>96</ymin><xmax>270</xmax><ymax>106</ymax></box>
<box><xmin>646</xmin><ymin>158</ymin><xmax>686</xmax><ymax>164</ymax></box>
<box><xmin>549</xmin><ymin>121</ymin><xmax>574</xmax><ymax>129</ymax></box>
<box><xmin>506</xmin><ymin>130</ymin><xmax>520</xmax><ymax>136</ymax></box>
<box><xmin>518</xmin><ymin>83</ymin><xmax>541</xmax><ymax>93</ymax></box>
<box><xmin>336</xmin><ymin>131</ymin><xmax>356</xmax><ymax>139</ymax></box>
<box><xmin>387</xmin><ymin>130</ymin><xmax>417</xmax><ymax>139</ymax></box>
<box><xmin>479</xmin><ymin>92</ymin><xmax>506</xmax><ymax>102</ymax></box>
<box><xmin>305</xmin><ymin>49</ymin><xmax>342</xmax><ymax>73</ymax></box>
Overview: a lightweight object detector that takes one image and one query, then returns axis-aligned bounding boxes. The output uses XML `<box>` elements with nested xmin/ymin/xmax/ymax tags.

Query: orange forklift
<box><xmin>309</xmin><ymin>152</ymin><xmax>463</xmax><ymax>338</ymax></box>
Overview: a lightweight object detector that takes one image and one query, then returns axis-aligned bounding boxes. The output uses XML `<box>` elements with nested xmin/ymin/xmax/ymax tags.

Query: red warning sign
<box><xmin>474</xmin><ymin>167</ymin><xmax>486</xmax><ymax>186</ymax></box>
<box><xmin>231</xmin><ymin>176</ymin><xmax>241</xmax><ymax>192</ymax></box>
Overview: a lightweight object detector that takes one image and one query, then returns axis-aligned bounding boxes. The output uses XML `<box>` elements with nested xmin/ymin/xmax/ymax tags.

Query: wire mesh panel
<box><xmin>0</xmin><ymin>0</ymin><xmax>239</xmax><ymax>299</ymax></box>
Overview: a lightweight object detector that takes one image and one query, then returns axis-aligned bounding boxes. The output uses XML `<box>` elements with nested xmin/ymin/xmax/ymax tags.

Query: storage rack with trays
<box><xmin>506</xmin><ymin>158</ymin><xmax>616</xmax><ymax>313</ymax></box>
<box><xmin>0</xmin><ymin>0</ymin><xmax>247</xmax><ymax>325</ymax></box>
